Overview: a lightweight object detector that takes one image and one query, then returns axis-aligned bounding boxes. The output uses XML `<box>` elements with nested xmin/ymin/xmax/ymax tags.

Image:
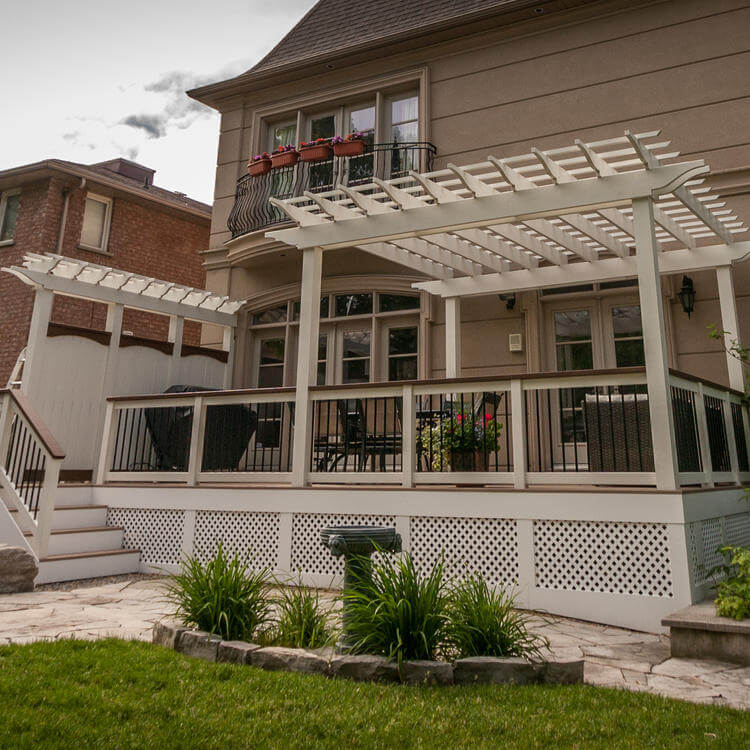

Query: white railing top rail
<box><xmin>669</xmin><ymin>370</ymin><xmax>746</xmax><ymax>402</ymax></box>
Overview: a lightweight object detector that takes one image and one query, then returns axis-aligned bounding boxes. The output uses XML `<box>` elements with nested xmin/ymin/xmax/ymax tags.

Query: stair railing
<box><xmin>0</xmin><ymin>389</ymin><xmax>65</xmax><ymax>558</ymax></box>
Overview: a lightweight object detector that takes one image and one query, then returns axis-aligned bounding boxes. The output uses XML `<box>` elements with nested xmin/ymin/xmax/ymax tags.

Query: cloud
<box><xmin>121</xmin><ymin>114</ymin><xmax>167</xmax><ymax>139</ymax></box>
<box><xmin>120</xmin><ymin>69</ymin><xmax>217</xmax><ymax>140</ymax></box>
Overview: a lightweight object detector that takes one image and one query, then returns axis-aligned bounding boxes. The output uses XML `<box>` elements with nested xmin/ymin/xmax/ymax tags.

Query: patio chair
<box><xmin>145</xmin><ymin>385</ymin><xmax>257</xmax><ymax>472</ymax></box>
<box><xmin>583</xmin><ymin>392</ymin><xmax>654</xmax><ymax>472</ymax></box>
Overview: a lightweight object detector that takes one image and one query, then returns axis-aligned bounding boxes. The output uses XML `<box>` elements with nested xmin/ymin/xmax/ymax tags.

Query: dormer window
<box><xmin>80</xmin><ymin>193</ymin><xmax>112</xmax><ymax>253</ymax></box>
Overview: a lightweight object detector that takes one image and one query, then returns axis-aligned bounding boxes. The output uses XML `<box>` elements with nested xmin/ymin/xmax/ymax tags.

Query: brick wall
<box><xmin>0</xmin><ymin>175</ymin><xmax>209</xmax><ymax>383</ymax></box>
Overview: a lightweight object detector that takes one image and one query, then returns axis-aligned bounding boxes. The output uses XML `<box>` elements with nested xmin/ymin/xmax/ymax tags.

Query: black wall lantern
<box><xmin>678</xmin><ymin>275</ymin><xmax>696</xmax><ymax>318</ymax></box>
<box><xmin>499</xmin><ymin>293</ymin><xmax>517</xmax><ymax>311</ymax></box>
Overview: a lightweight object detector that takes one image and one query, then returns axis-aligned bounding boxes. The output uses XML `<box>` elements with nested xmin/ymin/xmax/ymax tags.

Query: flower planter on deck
<box><xmin>449</xmin><ymin>451</ymin><xmax>488</xmax><ymax>472</ymax></box>
<box><xmin>333</xmin><ymin>139</ymin><xmax>366</xmax><ymax>157</ymax></box>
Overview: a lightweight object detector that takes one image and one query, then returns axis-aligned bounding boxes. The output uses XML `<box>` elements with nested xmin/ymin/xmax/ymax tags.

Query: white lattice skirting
<box><xmin>99</xmin><ymin>486</ymin><xmax>749</xmax><ymax>633</ymax></box>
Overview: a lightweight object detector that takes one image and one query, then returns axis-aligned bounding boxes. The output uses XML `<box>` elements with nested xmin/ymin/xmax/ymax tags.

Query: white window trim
<box><xmin>0</xmin><ymin>188</ymin><xmax>21</xmax><ymax>247</ymax></box>
<box><xmin>79</xmin><ymin>192</ymin><xmax>113</xmax><ymax>254</ymax></box>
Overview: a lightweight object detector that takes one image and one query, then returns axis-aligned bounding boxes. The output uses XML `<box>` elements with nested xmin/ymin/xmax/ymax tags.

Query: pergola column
<box><xmin>716</xmin><ymin>266</ymin><xmax>745</xmax><ymax>392</ymax></box>
<box><xmin>632</xmin><ymin>197</ymin><xmax>679</xmax><ymax>490</ymax></box>
<box><xmin>291</xmin><ymin>247</ymin><xmax>323</xmax><ymax>486</ymax></box>
<box><xmin>445</xmin><ymin>297</ymin><xmax>462</xmax><ymax>379</ymax></box>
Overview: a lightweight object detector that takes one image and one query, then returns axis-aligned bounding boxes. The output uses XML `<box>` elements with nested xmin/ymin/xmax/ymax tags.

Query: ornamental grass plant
<box><xmin>269</xmin><ymin>578</ymin><xmax>334</xmax><ymax>649</ymax></box>
<box><xmin>445</xmin><ymin>573</ymin><xmax>549</xmax><ymax>660</ymax></box>
<box><xmin>341</xmin><ymin>551</ymin><xmax>450</xmax><ymax>663</ymax></box>
<box><xmin>167</xmin><ymin>543</ymin><xmax>272</xmax><ymax>642</ymax></box>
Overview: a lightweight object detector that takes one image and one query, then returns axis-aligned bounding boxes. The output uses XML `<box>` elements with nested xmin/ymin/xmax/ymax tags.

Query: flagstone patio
<box><xmin>0</xmin><ymin>575</ymin><xmax>747</xmax><ymax>710</ymax></box>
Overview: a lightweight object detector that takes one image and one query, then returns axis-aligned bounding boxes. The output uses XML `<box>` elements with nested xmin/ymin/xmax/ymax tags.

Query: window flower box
<box><xmin>271</xmin><ymin>146</ymin><xmax>299</xmax><ymax>169</ymax></box>
<box><xmin>248</xmin><ymin>155</ymin><xmax>271</xmax><ymax>177</ymax></box>
<box><xmin>299</xmin><ymin>140</ymin><xmax>332</xmax><ymax>162</ymax></box>
<box><xmin>332</xmin><ymin>132</ymin><xmax>367</xmax><ymax>157</ymax></box>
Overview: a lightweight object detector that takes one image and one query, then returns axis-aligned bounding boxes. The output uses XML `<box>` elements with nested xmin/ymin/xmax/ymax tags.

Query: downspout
<box><xmin>55</xmin><ymin>177</ymin><xmax>86</xmax><ymax>254</ymax></box>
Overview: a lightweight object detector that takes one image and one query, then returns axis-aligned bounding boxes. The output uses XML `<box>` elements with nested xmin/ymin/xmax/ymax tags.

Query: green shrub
<box><xmin>445</xmin><ymin>573</ymin><xmax>548</xmax><ymax>660</ymax></box>
<box><xmin>269</xmin><ymin>580</ymin><xmax>333</xmax><ymax>649</ymax></box>
<box><xmin>167</xmin><ymin>543</ymin><xmax>272</xmax><ymax>641</ymax></box>
<box><xmin>714</xmin><ymin>545</ymin><xmax>750</xmax><ymax>621</ymax></box>
<box><xmin>342</xmin><ymin>552</ymin><xmax>449</xmax><ymax>663</ymax></box>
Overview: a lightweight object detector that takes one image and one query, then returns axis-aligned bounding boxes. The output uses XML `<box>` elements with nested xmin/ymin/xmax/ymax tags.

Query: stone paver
<box><xmin>0</xmin><ymin>576</ymin><xmax>748</xmax><ymax>710</ymax></box>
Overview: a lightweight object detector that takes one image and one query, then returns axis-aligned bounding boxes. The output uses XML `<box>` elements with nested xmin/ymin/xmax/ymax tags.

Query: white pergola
<box><xmin>4</xmin><ymin>253</ymin><xmax>243</xmax><ymax>391</ymax></box>
<box><xmin>267</xmin><ymin>131</ymin><xmax>749</xmax><ymax>489</ymax></box>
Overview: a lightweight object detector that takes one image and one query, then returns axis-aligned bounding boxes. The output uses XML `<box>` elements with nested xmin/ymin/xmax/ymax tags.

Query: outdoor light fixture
<box><xmin>499</xmin><ymin>293</ymin><xmax>516</xmax><ymax>311</ymax></box>
<box><xmin>678</xmin><ymin>276</ymin><xmax>696</xmax><ymax>318</ymax></box>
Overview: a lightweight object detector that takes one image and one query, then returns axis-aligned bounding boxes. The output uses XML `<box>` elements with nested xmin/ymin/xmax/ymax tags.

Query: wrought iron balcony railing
<box><xmin>227</xmin><ymin>141</ymin><xmax>437</xmax><ymax>239</ymax></box>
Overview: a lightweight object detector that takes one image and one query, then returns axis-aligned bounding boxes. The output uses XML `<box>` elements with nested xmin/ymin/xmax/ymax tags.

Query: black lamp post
<box><xmin>678</xmin><ymin>276</ymin><xmax>696</xmax><ymax>318</ymax></box>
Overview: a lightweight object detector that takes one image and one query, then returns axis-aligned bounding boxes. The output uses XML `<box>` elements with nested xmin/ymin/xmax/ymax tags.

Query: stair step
<box><xmin>36</xmin><ymin>548</ymin><xmax>141</xmax><ymax>584</ymax></box>
<box><xmin>52</xmin><ymin>506</ymin><xmax>109</xmax><ymax>529</ymax></box>
<box><xmin>24</xmin><ymin>526</ymin><xmax>126</xmax><ymax>555</ymax></box>
<box><xmin>24</xmin><ymin>526</ymin><xmax>124</xmax><ymax>535</ymax></box>
<box><xmin>40</xmin><ymin>548</ymin><xmax>138</xmax><ymax>562</ymax></box>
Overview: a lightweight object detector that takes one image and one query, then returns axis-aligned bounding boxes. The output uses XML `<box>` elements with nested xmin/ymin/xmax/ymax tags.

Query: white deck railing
<box><xmin>97</xmin><ymin>367</ymin><xmax>750</xmax><ymax>490</ymax></box>
<box><xmin>0</xmin><ymin>389</ymin><xmax>65</xmax><ymax>558</ymax></box>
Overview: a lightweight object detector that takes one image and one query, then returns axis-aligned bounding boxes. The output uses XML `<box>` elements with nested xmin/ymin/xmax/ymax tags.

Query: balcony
<box><xmin>227</xmin><ymin>141</ymin><xmax>437</xmax><ymax>239</ymax></box>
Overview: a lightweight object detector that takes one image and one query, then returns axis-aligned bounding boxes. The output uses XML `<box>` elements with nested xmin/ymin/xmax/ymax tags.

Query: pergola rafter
<box><xmin>267</xmin><ymin>131</ymin><xmax>745</xmax><ymax>285</ymax></box>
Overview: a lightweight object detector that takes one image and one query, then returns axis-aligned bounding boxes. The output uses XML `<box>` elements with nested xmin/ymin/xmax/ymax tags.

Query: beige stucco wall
<box><xmin>202</xmin><ymin>0</ymin><xmax>750</xmax><ymax>387</ymax></box>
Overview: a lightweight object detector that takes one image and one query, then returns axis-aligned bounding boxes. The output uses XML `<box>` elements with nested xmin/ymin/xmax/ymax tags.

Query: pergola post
<box><xmin>445</xmin><ymin>297</ymin><xmax>462</xmax><ymax>379</ymax></box>
<box><xmin>291</xmin><ymin>247</ymin><xmax>323</xmax><ymax>486</ymax></box>
<box><xmin>716</xmin><ymin>266</ymin><xmax>745</xmax><ymax>392</ymax></box>
<box><xmin>21</xmin><ymin>287</ymin><xmax>54</xmax><ymax>396</ymax></box>
<box><xmin>166</xmin><ymin>315</ymin><xmax>184</xmax><ymax>386</ymax></box>
<box><xmin>632</xmin><ymin>197</ymin><xmax>679</xmax><ymax>490</ymax></box>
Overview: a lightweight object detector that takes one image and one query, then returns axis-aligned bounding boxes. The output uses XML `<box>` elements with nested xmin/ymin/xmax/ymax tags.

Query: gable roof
<box><xmin>189</xmin><ymin>0</ymin><xmax>595</xmax><ymax>104</ymax></box>
<box><xmin>250</xmin><ymin>0</ymin><xmax>535</xmax><ymax>74</ymax></box>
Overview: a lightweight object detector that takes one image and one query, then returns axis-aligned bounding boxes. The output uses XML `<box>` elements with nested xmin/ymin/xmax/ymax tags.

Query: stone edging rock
<box><xmin>153</xmin><ymin>622</ymin><xmax>583</xmax><ymax>686</ymax></box>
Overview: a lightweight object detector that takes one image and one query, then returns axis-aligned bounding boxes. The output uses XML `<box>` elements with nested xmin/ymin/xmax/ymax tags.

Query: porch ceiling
<box><xmin>3</xmin><ymin>253</ymin><xmax>243</xmax><ymax>326</ymax></box>
<box><xmin>266</xmin><ymin>131</ymin><xmax>750</xmax><ymax>297</ymax></box>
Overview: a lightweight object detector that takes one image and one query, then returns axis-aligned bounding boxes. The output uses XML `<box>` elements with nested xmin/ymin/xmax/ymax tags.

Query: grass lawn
<box><xmin>0</xmin><ymin>640</ymin><xmax>747</xmax><ymax>749</ymax></box>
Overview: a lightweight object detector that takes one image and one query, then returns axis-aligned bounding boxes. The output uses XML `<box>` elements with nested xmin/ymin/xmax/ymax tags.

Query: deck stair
<box><xmin>9</xmin><ymin>485</ymin><xmax>140</xmax><ymax>584</ymax></box>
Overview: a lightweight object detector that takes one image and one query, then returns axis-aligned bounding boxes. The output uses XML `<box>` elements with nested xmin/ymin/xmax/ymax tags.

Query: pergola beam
<box><xmin>413</xmin><ymin>241</ymin><xmax>750</xmax><ymax>297</ymax></box>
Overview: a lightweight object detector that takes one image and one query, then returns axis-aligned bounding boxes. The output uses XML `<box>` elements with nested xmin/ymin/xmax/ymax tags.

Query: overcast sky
<box><xmin>1</xmin><ymin>1</ymin><xmax>317</xmax><ymax>204</ymax></box>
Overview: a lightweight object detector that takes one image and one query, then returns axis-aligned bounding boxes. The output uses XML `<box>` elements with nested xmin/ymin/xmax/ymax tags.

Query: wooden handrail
<box><xmin>0</xmin><ymin>389</ymin><xmax>66</xmax><ymax>459</ymax></box>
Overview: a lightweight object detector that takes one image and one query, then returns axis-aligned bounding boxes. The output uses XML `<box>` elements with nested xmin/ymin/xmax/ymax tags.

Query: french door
<box><xmin>545</xmin><ymin>296</ymin><xmax>645</xmax><ymax>468</ymax></box>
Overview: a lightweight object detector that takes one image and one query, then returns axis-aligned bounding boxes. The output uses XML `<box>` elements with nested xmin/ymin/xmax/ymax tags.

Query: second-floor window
<box><xmin>80</xmin><ymin>193</ymin><xmax>113</xmax><ymax>253</ymax></box>
<box><xmin>0</xmin><ymin>189</ymin><xmax>21</xmax><ymax>245</ymax></box>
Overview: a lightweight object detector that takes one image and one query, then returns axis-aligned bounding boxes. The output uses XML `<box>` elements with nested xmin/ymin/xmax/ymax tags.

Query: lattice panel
<box><xmin>533</xmin><ymin>520</ymin><xmax>673</xmax><ymax>597</ymax></box>
<box><xmin>291</xmin><ymin>513</ymin><xmax>396</xmax><ymax>578</ymax></box>
<box><xmin>700</xmin><ymin>517</ymin><xmax>724</xmax><ymax>582</ymax></box>
<box><xmin>686</xmin><ymin>521</ymin><xmax>703</xmax><ymax>585</ymax></box>
<box><xmin>107</xmin><ymin>507</ymin><xmax>184</xmax><ymax>566</ymax></box>
<box><xmin>725</xmin><ymin>512</ymin><xmax>750</xmax><ymax>549</ymax></box>
<box><xmin>194</xmin><ymin>511</ymin><xmax>280</xmax><ymax>570</ymax></box>
<box><xmin>410</xmin><ymin>516</ymin><xmax>519</xmax><ymax>586</ymax></box>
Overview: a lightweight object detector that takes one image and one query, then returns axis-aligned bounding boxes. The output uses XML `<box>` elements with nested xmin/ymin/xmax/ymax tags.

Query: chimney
<box><xmin>95</xmin><ymin>158</ymin><xmax>156</xmax><ymax>188</ymax></box>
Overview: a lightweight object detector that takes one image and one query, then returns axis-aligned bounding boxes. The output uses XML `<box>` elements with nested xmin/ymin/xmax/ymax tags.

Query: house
<box><xmin>2</xmin><ymin>0</ymin><xmax>750</xmax><ymax>631</ymax></box>
<box><xmin>0</xmin><ymin>157</ymin><xmax>210</xmax><ymax>384</ymax></box>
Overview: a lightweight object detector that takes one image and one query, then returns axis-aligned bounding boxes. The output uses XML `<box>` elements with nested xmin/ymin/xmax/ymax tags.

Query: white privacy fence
<box><xmin>100</xmin><ymin>367</ymin><xmax>750</xmax><ymax>490</ymax></box>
